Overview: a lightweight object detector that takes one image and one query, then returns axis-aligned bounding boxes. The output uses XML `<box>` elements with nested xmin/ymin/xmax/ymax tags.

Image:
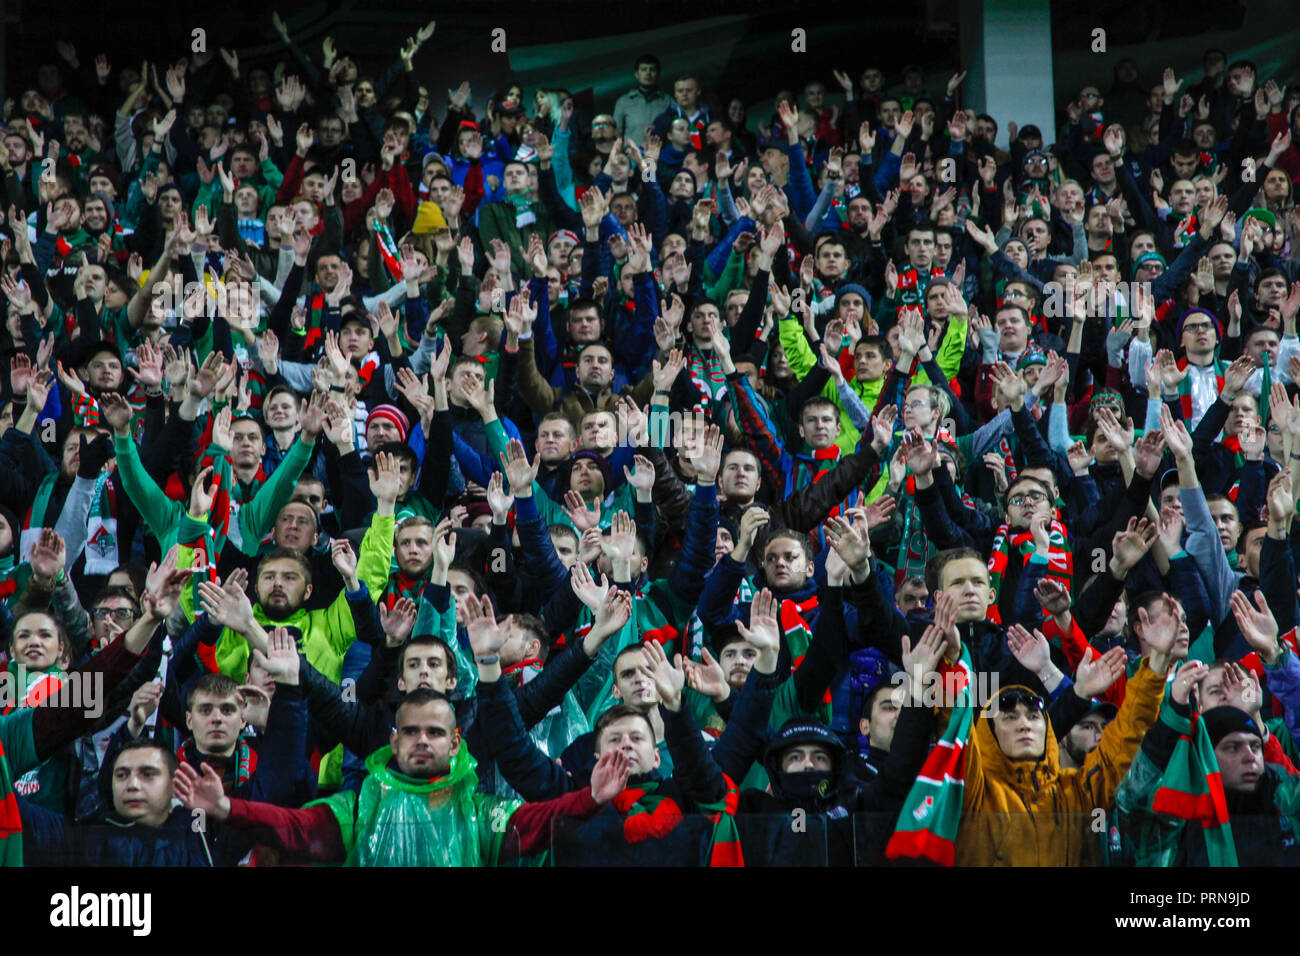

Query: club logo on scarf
<box><xmin>84</xmin><ymin>519</ymin><xmax>119</xmax><ymax>577</ymax></box>
<box><xmin>914</xmin><ymin>795</ymin><xmax>934</xmax><ymax>821</ymax></box>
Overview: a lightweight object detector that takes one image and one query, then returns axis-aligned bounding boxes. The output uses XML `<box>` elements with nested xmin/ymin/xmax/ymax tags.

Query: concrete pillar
<box><xmin>960</xmin><ymin>0</ymin><xmax>1057</xmax><ymax>148</ymax></box>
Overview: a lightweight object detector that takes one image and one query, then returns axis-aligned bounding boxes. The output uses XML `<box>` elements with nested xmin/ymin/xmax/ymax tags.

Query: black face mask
<box><xmin>774</xmin><ymin>769</ymin><xmax>838</xmax><ymax>804</ymax></box>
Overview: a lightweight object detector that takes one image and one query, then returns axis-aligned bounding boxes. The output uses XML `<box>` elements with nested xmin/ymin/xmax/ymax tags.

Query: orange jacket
<box><xmin>953</xmin><ymin>661</ymin><xmax>1165</xmax><ymax>866</ymax></box>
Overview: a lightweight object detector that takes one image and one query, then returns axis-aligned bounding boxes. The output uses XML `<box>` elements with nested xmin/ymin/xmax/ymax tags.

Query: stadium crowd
<box><xmin>1</xmin><ymin>15</ymin><xmax>1300</xmax><ymax>867</ymax></box>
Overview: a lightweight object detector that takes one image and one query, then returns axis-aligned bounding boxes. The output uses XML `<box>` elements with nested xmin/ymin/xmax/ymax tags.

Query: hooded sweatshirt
<box><xmin>953</xmin><ymin>663</ymin><xmax>1164</xmax><ymax>866</ymax></box>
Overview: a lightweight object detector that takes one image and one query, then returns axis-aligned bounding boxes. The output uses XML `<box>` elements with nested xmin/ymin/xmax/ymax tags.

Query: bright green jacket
<box><xmin>113</xmin><ymin>432</ymin><xmax>313</xmax><ymax>556</ymax></box>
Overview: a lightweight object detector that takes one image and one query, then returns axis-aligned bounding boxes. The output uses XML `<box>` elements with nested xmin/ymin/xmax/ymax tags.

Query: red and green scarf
<box><xmin>178</xmin><ymin>735</ymin><xmax>257</xmax><ymax>790</ymax></box>
<box><xmin>613</xmin><ymin>773</ymin><xmax>743</xmax><ymax>866</ymax></box>
<box><xmin>373</xmin><ymin>222</ymin><xmax>404</xmax><ymax>282</ymax></box>
<box><xmin>779</xmin><ymin>595</ymin><xmax>831</xmax><ymax>705</ymax></box>
<box><xmin>986</xmin><ymin>519</ymin><xmax>1072</xmax><ymax>626</ymax></box>
<box><xmin>0</xmin><ymin>732</ymin><xmax>23</xmax><ymax>866</ymax></box>
<box><xmin>1176</xmin><ymin>356</ymin><xmax>1224</xmax><ymax>424</ymax></box>
<box><xmin>23</xmin><ymin>470</ymin><xmax>118</xmax><ymax>576</ymax></box>
<box><xmin>886</xmin><ymin>646</ymin><xmax>974</xmax><ymax>865</ymax></box>
<box><xmin>1151</xmin><ymin>707</ymin><xmax>1237</xmax><ymax>866</ymax></box>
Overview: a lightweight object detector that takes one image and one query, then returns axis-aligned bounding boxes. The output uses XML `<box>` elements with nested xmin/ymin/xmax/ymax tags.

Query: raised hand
<box><xmin>569</xmin><ymin>561</ymin><xmax>611</xmax><ymax>612</ymax></box>
<box><xmin>562</xmin><ymin>490</ymin><xmax>601</xmax><ymax>533</ymax></box>
<box><xmin>172</xmin><ymin>762</ymin><xmax>230</xmax><ymax>823</ymax></box>
<box><xmin>1006</xmin><ymin>624</ymin><xmax>1053</xmax><ymax>677</ymax></box>
<box><xmin>1074</xmin><ymin>646</ymin><xmax>1128</xmax><ymax>699</ymax></box>
<box><xmin>589</xmin><ymin>749</ymin><xmax>631</xmax><ymax>806</ymax></box>
<box><xmin>378</xmin><ymin>598</ymin><xmax>418</xmax><ymax>648</ymax></box>
<box><xmin>638</xmin><ymin>639</ymin><xmax>685</xmax><ymax>711</ymax></box>
<box><xmin>1231</xmin><ymin>589</ymin><xmax>1281</xmax><ymax>665</ymax></box>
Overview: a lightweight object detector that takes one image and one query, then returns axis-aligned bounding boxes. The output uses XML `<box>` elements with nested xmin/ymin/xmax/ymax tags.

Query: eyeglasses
<box><xmin>1003</xmin><ymin>290</ymin><xmax>1028</xmax><ymax>301</ymax></box>
<box><xmin>92</xmin><ymin>607</ymin><xmax>137</xmax><ymax>622</ymax></box>
<box><xmin>904</xmin><ymin>400</ymin><xmax>931</xmax><ymax>410</ymax></box>
<box><xmin>1182</xmin><ymin>322</ymin><xmax>1214</xmax><ymax>333</ymax></box>
<box><xmin>1007</xmin><ymin>491</ymin><xmax>1048</xmax><ymax>507</ymax></box>
<box><xmin>994</xmin><ymin>689</ymin><xmax>1045</xmax><ymax>713</ymax></box>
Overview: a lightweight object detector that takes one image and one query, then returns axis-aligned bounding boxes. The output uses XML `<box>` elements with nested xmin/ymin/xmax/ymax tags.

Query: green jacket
<box><xmin>310</xmin><ymin>744</ymin><xmax>521</xmax><ymax>866</ymax></box>
<box><xmin>177</xmin><ymin>510</ymin><xmax>395</xmax><ymax>684</ymax></box>
<box><xmin>1114</xmin><ymin>700</ymin><xmax>1300</xmax><ymax>866</ymax></box>
<box><xmin>113</xmin><ymin>432</ymin><xmax>313</xmax><ymax>556</ymax></box>
<box><xmin>0</xmin><ymin>708</ymin><xmax>40</xmax><ymax>866</ymax></box>
<box><xmin>533</xmin><ymin>483</ymin><xmax>637</xmax><ymax>534</ymax></box>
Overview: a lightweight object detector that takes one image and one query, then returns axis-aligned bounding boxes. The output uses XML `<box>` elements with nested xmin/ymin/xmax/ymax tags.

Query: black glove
<box><xmin>77</xmin><ymin>432</ymin><xmax>115</xmax><ymax>479</ymax></box>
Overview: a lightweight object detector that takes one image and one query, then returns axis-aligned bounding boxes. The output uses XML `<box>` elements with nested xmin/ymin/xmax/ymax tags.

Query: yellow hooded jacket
<box><xmin>953</xmin><ymin>661</ymin><xmax>1165</xmax><ymax>866</ymax></box>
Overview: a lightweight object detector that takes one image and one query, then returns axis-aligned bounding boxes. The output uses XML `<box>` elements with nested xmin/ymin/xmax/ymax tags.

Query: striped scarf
<box><xmin>501</xmin><ymin>658</ymin><xmax>544</xmax><ymax>687</ymax></box>
<box><xmin>1151</xmin><ymin>708</ymin><xmax>1237</xmax><ymax>866</ymax></box>
<box><xmin>373</xmin><ymin>222</ymin><xmax>404</xmax><ymax>282</ymax></box>
<box><xmin>382</xmin><ymin>572</ymin><xmax>428</xmax><ymax>610</ymax></box>
<box><xmin>613</xmin><ymin>774</ymin><xmax>743</xmax><ymax>866</ymax></box>
<box><xmin>885</xmin><ymin>645</ymin><xmax>974</xmax><ymax>865</ymax></box>
<box><xmin>1176</xmin><ymin>357</ymin><xmax>1224</xmax><ymax>424</ymax></box>
<box><xmin>895</xmin><ymin>264</ymin><xmax>944</xmax><ymax>316</ymax></box>
<box><xmin>986</xmin><ymin>520</ymin><xmax>1072</xmax><ymax>626</ymax></box>
<box><xmin>0</xmin><ymin>731</ymin><xmax>22</xmax><ymax>866</ymax></box>
<box><xmin>685</xmin><ymin>347</ymin><xmax>727</xmax><ymax>410</ymax></box>
<box><xmin>23</xmin><ymin>471</ymin><xmax>117</xmax><ymax>575</ymax></box>
<box><xmin>178</xmin><ymin>735</ymin><xmax>257</xmax><ymax>789</ymax></box>
<box><xmin>780</xmin><ymin>594</ymin><xmax>831</xmax><ymax>705</ymax></box>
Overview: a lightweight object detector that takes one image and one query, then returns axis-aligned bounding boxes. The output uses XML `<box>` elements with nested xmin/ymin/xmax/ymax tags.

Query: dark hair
<box><xmin>394</xmin><ymin>687</ymin><xmax>455</xmax><ymax>724</ymax></box>
<box><xmin>799</xmin><ymin>395</ymin><xmax>839</xmax><ymax>421</ymax></box>
<box><xmin>1128</xmin><ymin>590</ymin><xmax>1173</xmax><ymax>632</ymax></box>
<box><xmin>815</xmin><ymin>233</ymin><xmax>848</xmax><ymax>256</ymax></box>
<box><xmin>634</xmin><ymin>54</ymin><xmax>661</xmax><ymax>71</ymax></box>
<box><xmin>374</xmin><ymin>440</ymin><xmax>418</xmax><ymax>471</ymax></box>
<box><xmin>187</xmin><ymin>672</ymin><xmax>241</xmax><ymax>709</ymax></box>
<box><xmin>1237</xmin><ymin>520</ymin><xmax>1267</xmax><ymax>556</ymax></box>
<box><xmin>1244</xmin><ymin>325</ymin><xmax>1279</xmax><ymax>346</ymax></box>
<box><xmin>926</xmin><ymin>546</ymin><xmax>987</xmax><ymax>594</ymax></box>
<box><xmin>447</xmin><ymin>561</ymin><xmax>487</xmax><ymax>597</ymax></box>
<box><xmin>568</xmin><ymin>296</ymin><xmax>601</xmax><ymax>318</ymax></box>
<box><xmin>613</xmin><ymin>643</ymin><xmax>649</xmax><ymax>673</ymax></box>
<box><xmin>906</xmin><ymin>223</ymin><xmax>937</xmax><ymax>242</ymax></box>
<box><xmin>256</xmin><ymin>546</ymin><xmax>313</xmax><ymax>582</ymax></box>
<box><xmin>109</xmin><ymin>561</ymin><xmax>150</xmax><ymax>598</ymax></box>
<box><xmin>995</xmin><ymin>302</ymin><xmax>1031</xmax><ymax>326</ymax></box>
<box><xmin>594</xmin><ymin>704</ymin><xmax>655</xmax><ymax>748</ymax></box>
<box><xmin>113</xmin><ymin>737</ymin><xmax>179</xmax><ymax>777</ymax></box>
<box><xmin>9</xmin><ymin>610</ymin><xmax>69</xmax><ymax>653</ymax></box>
<box><xmin>91</xmin><ymin>584</ymin><xmax>139</xmax><ymax>613</ymax></box>
<box><xmin>399</xmin><ymin>635</ymin><xmax>460</xmax><ymax>686</ymax></box>
<box><xmin>1006</xmin><ymin>474</ymin><xmax>1053</xmax><ymax>504</ymax></box>
<box><xmin>862</xmin><ymin>680</ymin><xmax>899</xmax><ymax>721</ymax></box>
<box><xmin>855</xmin><ymin>335</ymin><xmax>888</xmax><ymax>358</ymax></box>
<box><xmin>513</xmin><ymin>612</ymin><xmax>552</xmax><ymax>659</ymax></box>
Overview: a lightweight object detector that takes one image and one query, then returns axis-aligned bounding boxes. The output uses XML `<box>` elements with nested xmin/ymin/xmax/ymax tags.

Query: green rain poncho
<box><xmin>309</xmin><ymin>744</ymin><xmax>522</xmax><ymax>867</ymax></box>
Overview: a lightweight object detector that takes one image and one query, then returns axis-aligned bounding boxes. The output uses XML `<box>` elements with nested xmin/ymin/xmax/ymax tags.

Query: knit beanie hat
<box><xmin>570</xmin><ymin>450</ymin><xmax>612</xmax><ymax>492</ymax></box>
<box><xmin>412</xmin><ymin>201</ymin><xmax>448</xmax><ymax>234</ymax></box>
<box><xmin>1131</xmin><ymin>251</ymin><xmax>1167</xmax><ymax>278</ymax></box>
<box><xmin>365</xmin><ymin>405</ymin><xmax>410</xmax><ymax>442</ymax></box>
<box><xmin>834</xmin><ymin>283</ymin><xmax>872</xmax><ymax>309</ymax></box>
<box><xmin>1175</xmin><ymin>307</ymin><xmax>1222</xmax><ymax>343</ymax></box>
<box><xmin>1201</xmin><ymin>706</ymin><xmax>1263</xmax><ymax>748</ymax></box>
